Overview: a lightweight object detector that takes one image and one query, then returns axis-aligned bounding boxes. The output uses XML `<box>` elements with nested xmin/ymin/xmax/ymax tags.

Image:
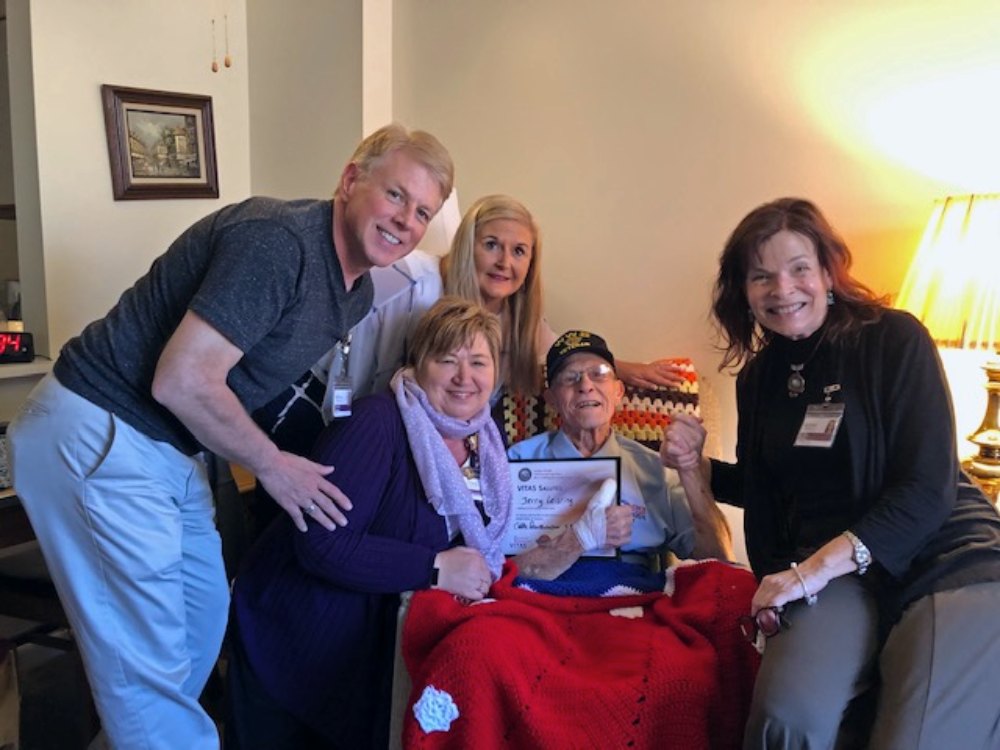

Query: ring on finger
<box><xmin>305</xmin><ymin>503</ymin><xmax>317</xmax><ymax>514</ymax></box>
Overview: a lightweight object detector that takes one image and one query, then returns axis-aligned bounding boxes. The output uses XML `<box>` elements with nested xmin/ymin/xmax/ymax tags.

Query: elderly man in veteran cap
<box><xmin>508</xmin><ymin>330</ymin><xmax>733</xmax><ymax>574</ymax></box>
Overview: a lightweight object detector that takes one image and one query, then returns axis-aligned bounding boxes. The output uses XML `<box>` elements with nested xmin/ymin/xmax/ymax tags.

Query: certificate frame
<box><xmin>503</xmin><ymin>457</ymin><xmax>621</xmax><ymax>557</ymax></box>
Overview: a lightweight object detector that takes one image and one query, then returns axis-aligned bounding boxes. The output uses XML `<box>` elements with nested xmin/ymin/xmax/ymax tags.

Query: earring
<box><xmin>827</xmin><ymin>290</ymin><xmax>834</xmax><ymax>306</ymax></box>
<box><xmin>748</xmin><ymin>308</ymin><xmax>755</xmax><ymax>320</ymax></box>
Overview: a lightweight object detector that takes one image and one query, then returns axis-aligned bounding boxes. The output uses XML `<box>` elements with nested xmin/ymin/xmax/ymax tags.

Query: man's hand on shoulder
<box><xmin>256</xmin><ymin>452</ymin><xmax>353</xmax><ymax>532</ymax></box>
<box><xmin>153</xmin><ymin>311</ymin><xmax>352</xmax><ymax>532</ymax></box>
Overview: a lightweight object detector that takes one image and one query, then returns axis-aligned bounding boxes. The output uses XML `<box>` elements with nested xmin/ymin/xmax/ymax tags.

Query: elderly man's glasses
<box><xmin>738</xmin><ymin>606</ymin><xmax>790</xmax><ymax>654</ymax></box>
<box><xmin>553</xmin><ymin>363</ymin><xmax>615</xmax><ymax>388</ymax></box>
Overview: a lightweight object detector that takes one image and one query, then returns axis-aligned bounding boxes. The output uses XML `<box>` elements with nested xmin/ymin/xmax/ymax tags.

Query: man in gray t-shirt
<box><xmin>9</xmin><ymin>124</ymin><xmax>453</xmax><ymax>749</ymax></box>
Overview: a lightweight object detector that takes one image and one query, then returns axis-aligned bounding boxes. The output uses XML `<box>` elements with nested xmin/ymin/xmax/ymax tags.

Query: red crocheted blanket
<box><xmin>402</xmin><ymin>560</ymin><xmax>759</xmax><ymax>749</ymax></box>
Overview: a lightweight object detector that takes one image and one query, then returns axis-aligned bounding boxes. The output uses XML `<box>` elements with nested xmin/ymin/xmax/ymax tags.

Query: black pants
<box><xmin>223</xmin><ymin>631</ymin><xmax>330</xmax><ymax>750</ymax></box>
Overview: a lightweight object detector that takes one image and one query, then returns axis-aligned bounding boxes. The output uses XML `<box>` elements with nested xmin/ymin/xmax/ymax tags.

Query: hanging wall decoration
<box><xmin>101</xmin><ymin>85</ymin><xmax>219</xmax><ymax>200</ymax></box>
<box><xmin>210</xmin><ymin>1</ymin><xmax>233</xmax><ymax>73</ymax></box>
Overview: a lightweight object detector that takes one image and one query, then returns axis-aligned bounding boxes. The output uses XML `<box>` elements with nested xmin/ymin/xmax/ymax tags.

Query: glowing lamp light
<box><xmin>896</xmin><ymin>194</ymin><xmax>1000</xmax><ymax>490</ymax></box>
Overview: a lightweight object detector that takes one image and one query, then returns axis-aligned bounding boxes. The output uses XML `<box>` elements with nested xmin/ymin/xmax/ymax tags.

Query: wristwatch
<box><xmin>843</xmin><ymin>530</ymin><xmax>871</xmax><ymax>576</ymax></box>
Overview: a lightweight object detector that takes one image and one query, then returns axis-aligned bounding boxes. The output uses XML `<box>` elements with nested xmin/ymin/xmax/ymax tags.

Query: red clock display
<box><xmin>0</xmin><ymin>332</ymin><xmax>34</xmax><ymax>363</ymax></box>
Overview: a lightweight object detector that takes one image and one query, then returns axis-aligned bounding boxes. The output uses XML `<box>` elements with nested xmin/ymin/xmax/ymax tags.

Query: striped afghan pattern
<box><xmin>501</xmin><ymin>358</ymin><xmax>699</xmax><ymax>450</ymax></box>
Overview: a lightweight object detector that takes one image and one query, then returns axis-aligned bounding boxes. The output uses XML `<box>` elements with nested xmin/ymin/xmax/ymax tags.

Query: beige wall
<box><xmin>28</xmin><ymin>0</ymin><xmax>252</xmax><ymax>349</ymax></box>
<box><xmin>247</xmin><ymin>0</ymin><xmax>363</xmax><ymax>198</ymax></box>
<box><xmin>392</xmin><ymin>0</ymin><xmax>1000</xmax><ymax>463</ymax></box>
<box><xmin>1</xmin><ymin>8</ymin><xmax>20</xmax><ymax>309</ymax></box>
<box><xmin>0</xmin><ymin>5</ymin><xmax>11</xmax><ymax>206</ymax></box>
<box><xmin>0</xmin><ymin>0</ymin><xmax>252</xmax><ymax>418</ymax></box>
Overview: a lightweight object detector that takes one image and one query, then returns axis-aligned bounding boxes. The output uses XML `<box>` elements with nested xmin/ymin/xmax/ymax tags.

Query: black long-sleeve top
<box><xmin>712</xmin><ymin>309</ymin><xmax>1000</xmax><ymax>620</ymax></box>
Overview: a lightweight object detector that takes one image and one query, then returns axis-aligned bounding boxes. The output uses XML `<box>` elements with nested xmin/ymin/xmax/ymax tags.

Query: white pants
<box><xmin>9</xmin><ymin>373</ymin><xmax>229</xmax><ymax>750</ymax></box>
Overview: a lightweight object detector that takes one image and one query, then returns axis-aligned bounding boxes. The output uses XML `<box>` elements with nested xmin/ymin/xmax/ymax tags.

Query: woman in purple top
<box><xmin>224</xmin><ymin>297</ymin><xmax>513</xmax><ymax>749</ymax></box>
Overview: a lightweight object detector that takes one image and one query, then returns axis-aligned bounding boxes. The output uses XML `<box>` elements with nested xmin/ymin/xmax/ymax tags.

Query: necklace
<box><xmin>787</xmin><ymin>364</ymin><xmax>807</xmax><ymax>397</ymax></box>
<box><xmin>786</xmin><ymin>330</ymin><xmax>827</xmax><ymax>398</ymax></box>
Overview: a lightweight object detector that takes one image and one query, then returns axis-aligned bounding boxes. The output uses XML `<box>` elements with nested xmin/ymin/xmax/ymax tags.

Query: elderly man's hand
<box><xmin>605</xmin><ymin>505</ymin><xmax>633</xmax><ymax>548</ymax></box>
<box><xmin>616</xmin><ymin>358</ymin><xmax>689</xmax><ymax>390</ymax></box>
<box><xmin>572</xmin><ymin>478</ymin><xmax>617</xmax><ymax>552</ymax></box>
<box><xmin>660</xmin><ymin>413</ymin><xmax>706</xmax><ymax>471</ymax></box>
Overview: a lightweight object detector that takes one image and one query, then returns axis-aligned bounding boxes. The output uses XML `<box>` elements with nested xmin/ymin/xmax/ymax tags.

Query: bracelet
<box><xmin>790</xmin><ymin>562</ymin><xmax>818</xmax><ymax>606</ymax></box>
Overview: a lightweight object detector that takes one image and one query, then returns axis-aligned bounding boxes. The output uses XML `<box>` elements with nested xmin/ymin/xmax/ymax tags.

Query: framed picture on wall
<box><xmin>101</xmin><ymin>84</ymin><xmax>219</xmax><ymax>200</ymax></box>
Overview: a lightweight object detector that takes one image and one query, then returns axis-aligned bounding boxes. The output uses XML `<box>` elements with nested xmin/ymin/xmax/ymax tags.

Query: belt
<box><xmin>618</xmin><ymin>552</ymin><xmax>662</xmax><ymax>573</ymax></box>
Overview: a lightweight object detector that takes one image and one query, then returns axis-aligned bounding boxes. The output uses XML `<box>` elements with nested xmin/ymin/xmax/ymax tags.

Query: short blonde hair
<box><xmin>335</xmin><ymin>123</ymin><xmax>454</xmax><ymax>202</ymax></box>
<box><xmin>408</xmin><ymin>296</ymin><xmax>502</xmax><ymax>386</ymax></box>
<box><xmin>439</xmin><ymin>194</ymin><xmax>544</xmax><ymax>394</ymax></box>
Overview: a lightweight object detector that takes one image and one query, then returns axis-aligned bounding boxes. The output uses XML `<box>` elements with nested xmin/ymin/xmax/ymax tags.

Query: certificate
<box><xmin>503</xmin><ymin>457</ymin><xmax>621</xmax><ymax>557</ymax></box>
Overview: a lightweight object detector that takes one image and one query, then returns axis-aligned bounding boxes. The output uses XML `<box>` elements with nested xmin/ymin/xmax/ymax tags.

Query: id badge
<box><xmin>793</xmin><ymin>402</ymin><xmax>844</xmax><ymax>448</ymax></box>
<box><xmin>331</xmin><ymin>377</ymin><xmax>353</xmax><ymax>419</ymax></box>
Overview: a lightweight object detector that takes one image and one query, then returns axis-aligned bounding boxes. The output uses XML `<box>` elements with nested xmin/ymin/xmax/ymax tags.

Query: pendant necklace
<box><xmin>787</xmin><ymin>329</ymin><xmax>827</xmax><ymax>398</ymax></box>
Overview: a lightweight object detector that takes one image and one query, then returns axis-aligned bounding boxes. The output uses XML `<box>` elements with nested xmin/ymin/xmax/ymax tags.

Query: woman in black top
<box><xmin>664</xmin><ymin>198</ymin><xmax>1000</xmax><ymax>749</ymax></box>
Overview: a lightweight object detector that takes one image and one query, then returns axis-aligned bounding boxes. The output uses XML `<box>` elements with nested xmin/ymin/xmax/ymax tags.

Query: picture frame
<box><xmin>101</xmin><ymin>84</ymin><xmax>219</xmax><ymax>200</ymax></box>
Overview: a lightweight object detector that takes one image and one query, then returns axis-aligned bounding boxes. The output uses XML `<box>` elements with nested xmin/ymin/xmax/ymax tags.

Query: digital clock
<box><xmin>0</xmin><ymin>332</ymin><xmax>34</xmax><ymax>364</ymax></box>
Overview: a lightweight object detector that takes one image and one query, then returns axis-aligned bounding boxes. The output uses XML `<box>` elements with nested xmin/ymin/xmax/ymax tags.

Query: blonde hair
<box><xmin>334</xmin><ymin>123</ymin><xmax>454</xmax><ymax>202</ymax></box>
<box><xmin>408</xmin><ymin>296</ymin><xmax>502</xmax><ymax>387</ymax></box>
<box><xmin>439</xmin><ymin>194</ymin><xmax>544</xmax><ymax>394</ymax></box>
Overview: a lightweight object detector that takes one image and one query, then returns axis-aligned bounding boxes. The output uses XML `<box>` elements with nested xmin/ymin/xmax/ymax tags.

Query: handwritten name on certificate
<box><xmin>503</xmin><ymin>457</ymin><xmax>621</xmax><ymax>557</ymax></box>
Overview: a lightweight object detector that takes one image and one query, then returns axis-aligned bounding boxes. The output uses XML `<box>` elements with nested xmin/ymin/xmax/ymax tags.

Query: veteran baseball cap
<box><xmin>545</xmin><ymin>330</ymin><xmax>616</xmax><ymax>385</ymax></box>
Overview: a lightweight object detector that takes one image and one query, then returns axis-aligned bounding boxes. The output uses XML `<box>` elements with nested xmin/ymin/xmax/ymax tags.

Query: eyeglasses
<box><xmin>552</xmin><ymin>362</ymin><xmax>615</xmax><ymax>388</ymax></box>
<box><xmin>738</xmin><ymin>606</ymin><xmax>790</xmax><ymax>654</ymax></box>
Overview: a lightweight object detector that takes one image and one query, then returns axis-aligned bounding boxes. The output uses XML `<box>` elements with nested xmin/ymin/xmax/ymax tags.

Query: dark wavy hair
<box><xmin>712</xmin><ymin>198</ymin><xmax>888</xmax><ymax>370</ymax></box>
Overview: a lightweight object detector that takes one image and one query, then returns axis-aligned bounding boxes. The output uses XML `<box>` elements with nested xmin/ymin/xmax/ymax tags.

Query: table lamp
<box><xmin>895</xmin><ymin>194</ymin><xmax>1000</xmax><ymax>490</ymax></box>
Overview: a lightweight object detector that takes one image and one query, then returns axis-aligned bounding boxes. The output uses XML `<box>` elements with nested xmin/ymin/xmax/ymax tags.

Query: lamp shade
<box><xmin>896</xmin><ymin>194</ymin><xmax>1000</xmax><ymax>351</ymax></box>
<box><xmin>897</xmin><ymin>194</ymin><xmax>1000</xmax><ymax>491</ymax></box>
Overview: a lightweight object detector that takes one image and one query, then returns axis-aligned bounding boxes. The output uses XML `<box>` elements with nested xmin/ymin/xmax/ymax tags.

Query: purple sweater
<box><xmin>232</xmin><ymin>392</ymin><xmax>450</xmax><ymax>745</ymax></box>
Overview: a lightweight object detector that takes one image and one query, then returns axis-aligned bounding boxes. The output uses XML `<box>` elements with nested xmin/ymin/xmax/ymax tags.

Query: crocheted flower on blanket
<box><xmin>413</xmin><ymin>685</ymin><xmax>460</xmax><ymax>733</ymax></box>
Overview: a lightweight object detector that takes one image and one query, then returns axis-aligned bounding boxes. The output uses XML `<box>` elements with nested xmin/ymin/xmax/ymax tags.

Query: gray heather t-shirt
<box><xmin>55</xmin><ymin>197</ymin><xmax>374</xmax><ymax>455</ymax></box>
